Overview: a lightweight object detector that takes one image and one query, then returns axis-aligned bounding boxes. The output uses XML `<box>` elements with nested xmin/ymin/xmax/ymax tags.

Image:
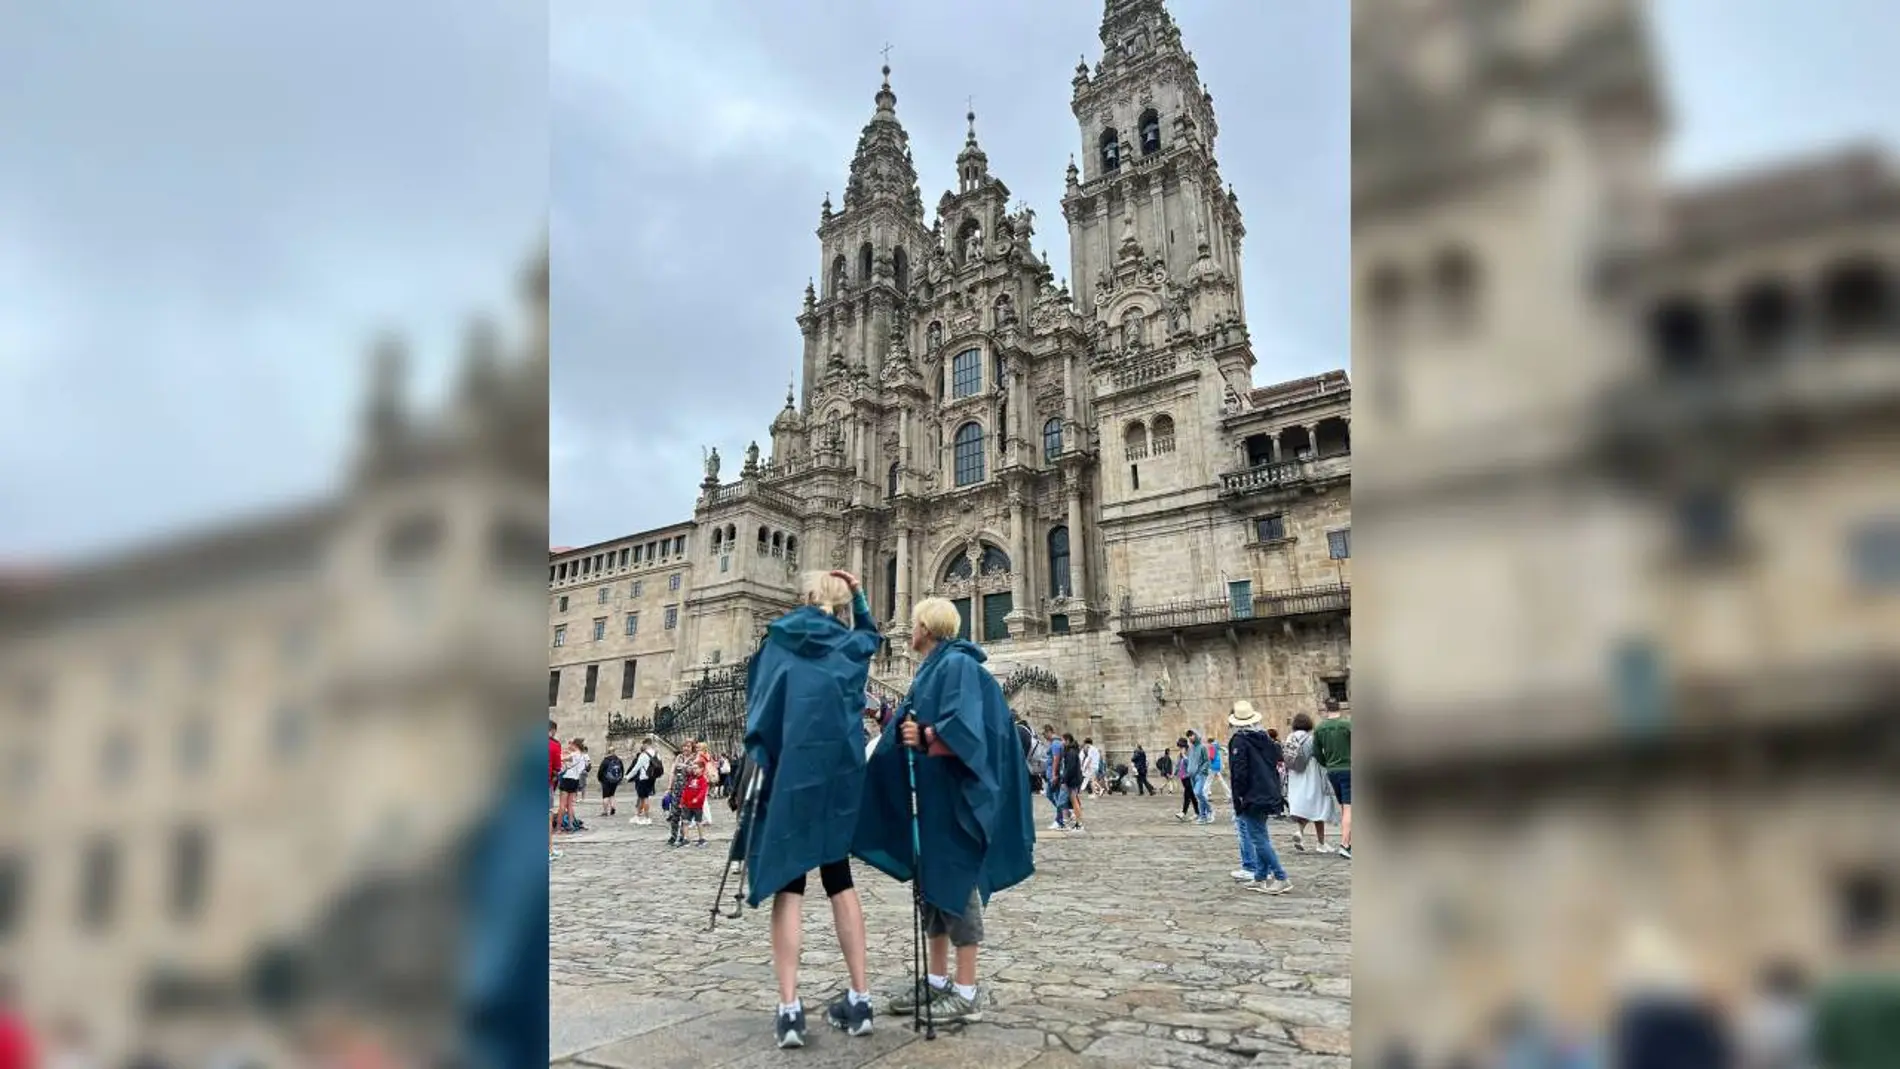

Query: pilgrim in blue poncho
<box><xmin>852</xmin><ymin>637</ymin><xmax>1035</xmax><ymax>917</ymax></box>
<box><xmin>740</xmin><ymin>592</ymin><xmax>882</xmax><ymax>908</ymax></box>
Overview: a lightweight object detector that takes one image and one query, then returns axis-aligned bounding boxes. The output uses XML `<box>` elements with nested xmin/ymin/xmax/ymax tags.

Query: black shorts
<box><xmin>634</xmin><ymin>779</ymin><xmax>655</xmax><ymax>799</ymax></box>
<box><xmin>600</xmin><ymin>782</ymin><xmax>619</xmax><ymax>798</ymax></box>
<box><xmin>778</xmin><ymin>859</ymin><xmax>855</xmax><ymax>899</ymax></box>
<box><xmin>557</xmin><ymin>778</ymin><xmax>581</xmax><ymax>794</ymax></box>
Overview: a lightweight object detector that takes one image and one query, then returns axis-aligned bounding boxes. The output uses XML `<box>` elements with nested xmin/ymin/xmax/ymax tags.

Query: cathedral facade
<box><xmin>552</xmin><ymin>0</ymin><xmax>1352</xmax><ymax>753</ymax></box>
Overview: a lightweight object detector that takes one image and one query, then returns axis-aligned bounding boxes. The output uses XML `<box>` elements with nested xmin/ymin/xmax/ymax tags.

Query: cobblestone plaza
<box><xmin>550</xmin><ymin>796</ymin><xmax>1350</xmax><ymax>1068</ymax></box>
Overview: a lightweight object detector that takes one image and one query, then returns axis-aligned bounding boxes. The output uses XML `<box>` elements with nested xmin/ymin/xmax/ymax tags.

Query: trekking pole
<box><xmin>902</xmin><ymin>713</ymin><xmax>936</xmax><ymax>1041</ymax></box>
<box><xmin>706</xmin><ymin>762</ymin><xmax>764</xmax><ymax>931</ymax></box>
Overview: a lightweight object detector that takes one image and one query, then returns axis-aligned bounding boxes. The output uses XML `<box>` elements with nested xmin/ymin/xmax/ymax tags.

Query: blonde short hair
<box><xmin>801</xmin><ymin>572</ymin><xmax>856</xmax><ymax>626</ymax></box>
<box><xmin>912</xmin><ymin>597</ymin><xmax>962</xmax><ymax>641</ymax></box>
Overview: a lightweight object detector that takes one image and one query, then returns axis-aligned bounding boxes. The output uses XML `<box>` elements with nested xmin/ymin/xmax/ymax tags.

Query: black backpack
<box><xmin>600</xmin><ymin>755</ymin><xmax>624</xmax><ymax>787</ymax></box>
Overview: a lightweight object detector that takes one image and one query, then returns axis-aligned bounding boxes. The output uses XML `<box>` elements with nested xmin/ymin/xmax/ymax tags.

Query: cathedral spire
<box><xmin>842</xmin><ymin>63</ymin><xmax>924</xmax><ymax>218</ymax></box>
<box><xmin>955</xmin><ymin>105</ymin><xmax>990</xmax><ymax>189</ymax></box>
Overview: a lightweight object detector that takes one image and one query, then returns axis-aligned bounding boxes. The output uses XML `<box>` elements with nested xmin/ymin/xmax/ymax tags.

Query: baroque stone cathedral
<box><xmin>565</xmin><ymin>0</ymin><xmax>1352</xmax><ymax>748</ymax></box>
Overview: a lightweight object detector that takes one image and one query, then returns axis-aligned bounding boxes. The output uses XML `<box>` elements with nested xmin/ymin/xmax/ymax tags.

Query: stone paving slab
<box><xmin>551</xmin><ymin>796</ymin><xmax>1351</xmax><ymax>1066</ymax></box>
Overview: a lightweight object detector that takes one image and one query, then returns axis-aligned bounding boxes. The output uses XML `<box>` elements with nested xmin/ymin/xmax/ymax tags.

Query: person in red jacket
<box><xmin>0</xmin><ymin>975</ymin><xmax>34</xmax><ymax>1069</ymax></box>
<box><xmin>675</xmin><ymin>756</ymin><xmax>710</xmax><ymax>848</ymax></box>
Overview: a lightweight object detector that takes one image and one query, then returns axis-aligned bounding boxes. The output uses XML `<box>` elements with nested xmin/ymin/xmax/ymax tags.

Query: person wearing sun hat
<box><xmin>1227</xmin><ymin>699</ymin><xmax>1290</xmax><ymax>894</ymax></box>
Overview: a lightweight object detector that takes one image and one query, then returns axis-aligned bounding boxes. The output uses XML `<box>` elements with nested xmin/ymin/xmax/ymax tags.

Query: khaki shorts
<box><xmin>920</xmin><ymin>887</ymin><xmax>984</xmax><ymax>948</ymax></box>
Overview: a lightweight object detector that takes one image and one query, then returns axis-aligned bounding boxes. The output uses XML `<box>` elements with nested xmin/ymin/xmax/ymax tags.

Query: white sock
<box><xmin>847</xmin><ymin>988</ymin><xmax>869</xmax><ymax>1006</ymax></box>
<box><xmin>927</xmin><ymin>973</ymin><xmax>948</xmax><ymax>990</ymax></box>
<box><xmin>779</xmin><ymin>999</ymin><xmax>801</xmax><ymax>1017</ymax></box>
<box><xmin>953</xmin><ymin>982</ymin><xmax>977</xmax><ymax>1001</ymax></box>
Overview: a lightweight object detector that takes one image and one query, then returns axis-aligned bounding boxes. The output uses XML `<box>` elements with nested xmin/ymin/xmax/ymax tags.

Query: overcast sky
<box><xmin>0</xmin><ymin>1</ymin><xmax>545</xmax><ymax>562</ymax></box>
<box><xmin>1</xmin><ymin>4</ymin><xmax>1893</xmax><ymax>561</ymax></box>
<box><xmin>550</xmin><ymin>0</ymin><xmax>1351</xmax><ymax>548</ymax></box>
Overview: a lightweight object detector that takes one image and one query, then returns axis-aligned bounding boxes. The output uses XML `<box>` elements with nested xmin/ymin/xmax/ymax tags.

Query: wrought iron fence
<box><xmin>1115</xmin><ymin>581</ymin><xmax>1351</xmax><ymax>634</ymax></box>
<box><xmin>607</xmin><ymin>657</ymin><xmax>755</xmax><ymax>756</ymax></box>
<box><xmin>1002</xmin><ymin>664</ymin><xmax>1060</xmax><ymax>698</ymax></box>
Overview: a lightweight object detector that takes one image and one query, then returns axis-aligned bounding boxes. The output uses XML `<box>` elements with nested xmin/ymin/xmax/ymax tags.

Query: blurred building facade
<box><xmin>1352</xmin><ymin>0</ymin><xmax>1900</xmax><ymax>1058</ymax></box>
<box><xmin>0</xmin><ymin>251</ymin><xmax>549</xmax><ymax>1061</ymax></box>
<box><xmin>549</xmin><ymin>0</ymin><xmax>1352</xmax><ymax>755</ymax></box>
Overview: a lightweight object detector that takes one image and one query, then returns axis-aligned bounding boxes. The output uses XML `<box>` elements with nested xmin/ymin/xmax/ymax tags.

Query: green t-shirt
<box><xmin>1814</xmin><ymin>971</ymin><xmax>1900</xmax><ymax>1069</ymax></box>
<box><xmin>1312</xmin><ymin>716</ymin><xmax>1351</xmax><ymax>772</ymax></box>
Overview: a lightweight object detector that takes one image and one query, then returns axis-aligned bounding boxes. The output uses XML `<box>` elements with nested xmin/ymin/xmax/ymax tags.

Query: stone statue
<box><xmin>703</xmin><ymin>446</ymin><xmax>721</xmax><ymax>481</ymax></box>
<box><xmin>744</xmin><ymin>440</ymin><xmax>761</xmax><ymax>470</ymax></box>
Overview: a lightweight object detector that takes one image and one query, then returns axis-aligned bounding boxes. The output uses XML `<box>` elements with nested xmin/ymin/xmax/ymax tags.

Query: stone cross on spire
<box><xmin>881</xmin><ymin>42</ymin><xmax>893</xmax><ymax>65</ymax></box>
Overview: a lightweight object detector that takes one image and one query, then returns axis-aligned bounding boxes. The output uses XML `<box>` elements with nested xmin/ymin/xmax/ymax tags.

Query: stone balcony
<box><xmin>1115</xmin><ymin>580</ymin><xmax>1350</xmax><ymax>640</ymax></box>
<box><xmin>1217</xmin><ymin>452</ymin><xmax>1350</xmax><ymax>498</ymax></box>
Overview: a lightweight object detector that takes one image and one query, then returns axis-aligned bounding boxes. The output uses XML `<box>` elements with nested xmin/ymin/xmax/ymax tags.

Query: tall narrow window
<box><xmin>951</xmin><ymin>349</ymin><xmax>982</xmax><ymax>398</ymax></box>
<box><xmin>583</xmin><ymin>664</ymin><xmax>599</xmax><ymax>703</ymax></box>
<box><xmin>552</xmin><ymin>625</ymin><xmax>566</xmax><ymax>648</ymax></box>
<box><xmin>888</xmin><ymin>462</ymin><xmax>900</xmax><ymax>499</ymax></box>
<box><xmin>547</xmin><ymin>670</ymin><xmax>560</xmax><ymax>707</ymax></box>
<box><xmin>79</xmin><ymin>837</ymin><xmax>118</xmax><ymax>930</ymax></box>
<box><xmin>1139</xmin><ymin>108</ymin><xmax>1161</xmax><ymax>155</ymax></box>
<box><xmin>893</xmin><ymin>247</ymin><xmax>909</xmax><ymax>292</ymax></box>
<box><xmin>884</xmin><ymin>556</ymin><xmax>898</xmax><ymax>623</ymax></box>
<box><xmin>625</xmin><ymin>612</ymin><xmax>638</xmax><ymax>636</ymax></box>
<box><xmin>858</xmin><ymin>242</ymin><xmax>874</xmax><ymax>286</ymax></box>
<box><xmin>170</xmin><ymin>826</ymin><xmax>208</xmax><ymax>922</ymax></box>
<box><xmin>1048</xmin><ymin>526</ymin><xmax>1071</xmax><ymax>598</ymax></box>
<box><xmin>1100</xmin><ymin>128</ymin><xmax>1121</xmax><ymax>172</ymax></box>
<box><xmin>621</xmin><ymin>660</ymin><xmax>637</xmax><ymax>700</ymax></box>
<box><xmin>592</xmin><ymin>617</ymin><xmax>606</xmax><ymax>641</ymax></box>
<box><xmin>664</xmin><ymin>606</ymin><xmax>679</xmax><ymax>630</ymax></box>
<box><xmin>1328</xmin><ymin>528</ymin><xmax>1352</xmax><ymax>560</ymax></box>
<box><xmin>1043</xmin><ymin>418</ymin><xmax>1063</xmax><ymax>461</ymax></box>
<box><xmin>954</xmin><ymin>423</ymin><xmax>986</xmax><ymax>486</ymax></box>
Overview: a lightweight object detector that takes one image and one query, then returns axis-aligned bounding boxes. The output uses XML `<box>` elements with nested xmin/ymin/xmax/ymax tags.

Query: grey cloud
<box><xmin>0</xmin><ymin>0</ymin><xmax>546</xmax><ymax>560</ymax></box>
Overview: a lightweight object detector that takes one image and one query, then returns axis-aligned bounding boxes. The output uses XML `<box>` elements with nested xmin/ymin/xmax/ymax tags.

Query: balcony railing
<box><xmin>1218</xmin><ymin>452</ymin><xmax>1350</xmax><ymax>496</ymax></box>
<box><xmin>1116</xmin><ymin>581</ymin><xmax>1350</xmax><ymax>635</ymax></box>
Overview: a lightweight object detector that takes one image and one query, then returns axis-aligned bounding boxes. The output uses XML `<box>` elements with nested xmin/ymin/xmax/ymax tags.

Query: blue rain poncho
<box><xmin>740</xmin><ymin>596</ymin><xmax>880</xmax><ymax>907</ymax></box>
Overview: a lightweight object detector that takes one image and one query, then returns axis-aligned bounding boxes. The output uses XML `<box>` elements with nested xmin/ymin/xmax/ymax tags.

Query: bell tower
<box><xmin>1065</xmin><ymin>0</ymin><xmax>1244</xmax><ymax>329</ymax></box>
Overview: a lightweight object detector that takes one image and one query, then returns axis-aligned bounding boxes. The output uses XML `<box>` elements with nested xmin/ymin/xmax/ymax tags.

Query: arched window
<box><xmin>883</xmin><ymin>556</ymin><xmax>898</xmax><ymax>622</ymax></box>
<box><xmin>1367</xmin><ymin>263</ymin><xmax>1406</xmax><ymax>334</ymax></box>
<box><xmin>893</xmin><ymin>247</ymin><xmax>909</xmax><ymax>292</ymax></box>
<box><xmin>756</xmin><ymin>526</ymin><xmax>770</xmax><ymax>553</ymax></box>
<box><xmin>1047</xmin><ymin>526</ymin><xmax>1071</xmax><ymax>598</ymax></box>
<box><xmin>771</xmin><ymin>531</ymin><xmax>783</xmax><ymax>558</ymax></box>
<box><xmin>951</xmin><ymin>348</ymin><xmax>982</xmax><ymax>398</ymax></box>
<box><xmin>785</xmin><ymin>536</ymin><xmax>798</xmax><ymax>563</ymax></box>
<box><xmin>1124</xmin><ymin>420</ymin><xmax>1149</xmax><ymax>460</ymax></box>
<box><xmin>1433</xmin><ymin>246</ymin><xmax>1480</xmax><ymax>328</ymax></box>
<box><xmin>831</xmin><ymin>254</ymin><xmax>849</xmax><ymax>296</ymax></box>
<box><xmin>953</xmin><ymin>422</ymin><xmax>986</xmax><ymax>486</ymax></box>
<box><xmin>887</xmin><ymin>462</ymin><xmax>900</xmax><ymax>498</ymax></box>
<box><xmin>1150</xmin><ymin>413</ymin><xmax>1176</xmax><ymax>454</ymax></box>
<box><xmin>858</xmin><ymin>243</ymin><xmax>874</xmax><ymax>286</ymax></box>
<box><xmin>1139</xmin><ymin>108</ymin><xmax>1161</xmax><ymax>155</ymax></box>
<box><xmin>1649</xmin><ymin>296</ymin><xmax>1712</xmax><ymax>376</ymax></box>
<box><xmin>926</xmin><ymin>321</ymin><xmax>943</xmax><ymax>351</ymax></box>
<box><xmin>1100</xmin><ymin>128</ymin><xmax>1121</xmax><ymax>173</ymax></box>
<box><xmin>711</xmin><ymin>528</ymin><xmax>723</xmax><ymax>550</ymax></box>
<box><xmin>724</xmin><ymin>523</ymin><xmax>736</xmax><ymax>543</ymax></box>
<box><xmin>980</xmin><ymin>545</ymin><xmax>1011</xmax><ymax>575</ymax></box>
<box><xmin>1820</xmin><ymin>258</ymin><xmax>1893</xmax><ymax>340</ymax></box>
<box><xmin>1735</xmin><ymin>278</ymin><xmax>1797</xmax><ymax>360</ymax></box>
<box><xmin>944</xmin><ymin>555</ymin><xmax>973</xmax><ymax>582</ymax></box>
<box><xmin>1042</xmin><ymin>418</ymin><xmax>1063</xmax><ymax>462</ymax></box>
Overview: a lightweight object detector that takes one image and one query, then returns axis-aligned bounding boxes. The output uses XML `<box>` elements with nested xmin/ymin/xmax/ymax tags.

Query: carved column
<box><xmin>1065</xmin><ymin>475</ymin><xmax>1088</xmax><ymax>612</ymax></box>
<box><xmin>895</xmin><ymin>519</ymin><xmax>912</xmax><ymax>625</ymax></box>
<box><xmin>1006</xmin><ymin>485</ymin><xmax>1030</xmax><ymax>638</ymax></box>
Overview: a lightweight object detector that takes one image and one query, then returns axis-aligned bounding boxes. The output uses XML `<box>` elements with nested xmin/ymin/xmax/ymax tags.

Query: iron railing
<box><xmin>1116</xmin><ymin>581</ymin><xmax>1350</xmax><ymax>635</ymax></box>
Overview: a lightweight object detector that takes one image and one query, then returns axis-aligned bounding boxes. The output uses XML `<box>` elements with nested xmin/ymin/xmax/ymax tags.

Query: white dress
<box><xmin>1283</xmin><ymin>730</ymin><xmax>1340</xmax><ymax>825</ymax></box>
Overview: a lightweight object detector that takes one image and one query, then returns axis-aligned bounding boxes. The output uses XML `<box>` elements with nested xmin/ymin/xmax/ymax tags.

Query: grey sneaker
<box><xmin>924</xmin><ymin>984</ymin><xmax>984</xmax><ymax>1024</ymax></box>
<box><xmin>775</xmin><ymin>1006</ymin><xmax>808</xmax><ymax>1049</ymax></box>
<box><xmin>825</xmin><ymin>994</ymin><xmax>874</xmax><ymax>1037</ymax></box>
<box><xmin>1249</xmin><ymin>877</ymin><xmax>1292</xmax><ymax>896</ymax></box>
<box><xmin>886</xmin><ymin>978</ymin><xmax>941</xmax><ymax>1015</ymax></box>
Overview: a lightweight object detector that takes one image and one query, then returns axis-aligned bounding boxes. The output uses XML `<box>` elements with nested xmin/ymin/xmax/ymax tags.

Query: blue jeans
<box><xmin>1235</xmin><ymin>810</ymin><xmax>1285</xmax><ymax>880</ymax></box>
<box><xmin>1190</xmin><ymin>773</ymin><xmax>1211</xmax><ymax>820</ymax></box>
<box><xmin>1046</xmin><ymin>782</ymin><xmax>1069</xmax><ymax>824</ymax></box>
